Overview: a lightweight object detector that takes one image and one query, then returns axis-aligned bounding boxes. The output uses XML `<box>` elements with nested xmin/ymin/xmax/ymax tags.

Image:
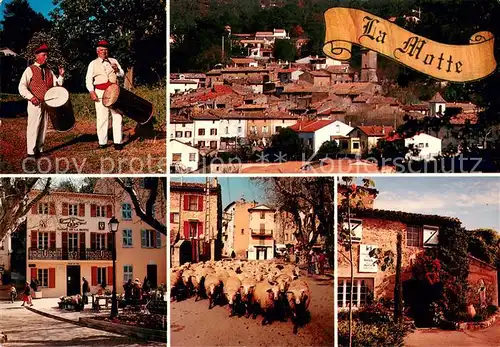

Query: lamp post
<box><xmin>108</xmin><ymin>216</ymin><xmax>119</xmax><ymax>318</ymax></box>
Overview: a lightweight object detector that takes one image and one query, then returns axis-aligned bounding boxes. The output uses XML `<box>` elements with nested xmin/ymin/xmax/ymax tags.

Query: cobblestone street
<box><xmin>0</xmin><ymin>302</ymin><xmax>163</xmax><ymax>346</ymax></box>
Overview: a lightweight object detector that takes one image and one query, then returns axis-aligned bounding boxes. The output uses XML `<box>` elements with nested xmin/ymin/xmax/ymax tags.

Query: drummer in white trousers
<box><xmin>18</xmin><ymin>43</ymin><xmax>64</xmax><ymax>158</ymax></box>
<box><xmin>85</xmin><ymin>40</ymin><xmax>125</xmax><ymax>150</ymax></box>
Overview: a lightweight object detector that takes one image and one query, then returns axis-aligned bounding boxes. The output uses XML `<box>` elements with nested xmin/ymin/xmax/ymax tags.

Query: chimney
<box><xmin>382</xmin><ymin>127</ymin><xmax>385</xmax><ymax>135</ymax></box>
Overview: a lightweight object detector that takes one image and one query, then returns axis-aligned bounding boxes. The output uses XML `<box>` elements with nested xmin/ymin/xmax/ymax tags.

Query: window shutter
<box><xmin>107</xmin><ymin>267</ymin><xmax>113</xmax><ymax>286</ymax></box>
<box><xmin>31</xmin><ymin>268</ymin><xmax>37</xmax><ymax>282</ymax></box>
<box><xmin>31</xmin><ymin>203</ymin><xmax>38</xmax><ymax>215</ymax></box>
<box><xmin>91</xmin><ymin>233</ymin><xmax>96</xmax><ymax>250</ymax></box>
<box><xmin>49</xmin><ymin>268</ymin><xmax>55</xmax><ymax>288</ymax></box>
<box><xmin>80</xmin><ymin>232</ymin><xmax>86</xmax><ymax>252</ymax></box>
<box><xmin>62</xmin><ymin>203</ymin><xmax>68</xmax><ymax>216</ymax></box>
<box><xmin>62</xmin><ymin>232</ymin><xmax>68</xmax><ymax>250</ymax></box>
<box><xmin>184</xmin><ymin>222</ymin><xmax>190</xmax><ymax>239</ymax></box>
<box><xmin>49</xmin><ymin>232</ymin><xmax>56</xmax><ymax>249</ymax></box>
<box><xmin>91</xmin><ymin>204</ymin><xmax>96</xmax><ymax>217</ymax></box>
<box><xmin>183</xmin><ymin>195</ymin><xmax>189</xmax><ymax>210</ymax></box>
<box><xmin>198</xmin><ymin>196</ymin><xmax>204</xmax><ymax>211</ymax></box>
<box><xmin>31</xmin><ymin>230</ymin><xmax>37</xmax><ymax>249</ymax></box>
<box><xmin>141</xmin><ymin>230</ymin><xmax>146</xmax><ymax>247</ymax></box>
<box><xmin>91</xmin><ymin>266</ymin><xmax>97</xmax><ymax>286</ymax></box>
<box><xmin>170</xmin><ymin>213</ymin><xmax>174</xmax><ymax>223</ymax></box>
<box><xmin>49</xmin><ymin>202</ymin><xmax>55</xmax><ymax>215</ymax></box>
<box><xmin>107</xmin><ymin>233</ymin><xmax>113</xmax><ymax>251</ymax></box>
<box><xmin>198</xmin><ymin>222</ymin><xmax>203</xmax><ymax>238</ymax></box>
<box><xmin>79</xmin><ymin>203</ymin><xmax>85</xmax><ymax>217</ymax></box>
<box><xmin>156</xmin><ymin>231</ymin><xmax>161</xmax><ymax>248</ymax></box>
<box><xmin>107</xmin><ymin>205</ymin><xmax>113</xmax><ymax>218</ymax></box>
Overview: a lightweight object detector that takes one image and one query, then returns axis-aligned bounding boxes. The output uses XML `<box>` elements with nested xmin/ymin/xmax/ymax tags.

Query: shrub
<box><xmin>338</xmin><ymin>319</ymin><xmax>413</xmax><ymax>347</ymax></box>
<box><xmin>358</xmin><ymin>302</ymin><xmax>392</xmax><ymax>324</ymax></box>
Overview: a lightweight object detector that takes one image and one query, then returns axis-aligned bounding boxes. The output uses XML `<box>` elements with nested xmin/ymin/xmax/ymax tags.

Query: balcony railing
<box><xmin>29</xmin><ymin>248</ymin><xmax>112</xmax><ymax>261</ymax></box>
<box><xmin>250</xmin><ymin>229</ymin><xmax>273</xmax><ymax>236</ymax></box>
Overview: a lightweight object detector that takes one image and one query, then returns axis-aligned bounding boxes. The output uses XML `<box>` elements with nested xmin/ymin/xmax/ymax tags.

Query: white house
<box><xmin>170</xmin><ymin>118</ymin><xmax>195</xmax><ymax>146</ymax></box>
<box><xmin>295</xmin><ymin>55</ymin><xmax>342</xmax><ymax>69</ymax></box>
<box><xmin>222</xmin><ymin>202</ymin><xmax>236</xmax><ymax>257</ymax></box>
<box><xmin>168</xmin><ymin>74</ymin><xmax>199</xmax><ymax>95</ymax></box>
<box><xmin>247</xmin><ymin>204</ymin><xmax>275</xmax><ymax>261</ymax></box>
<box><xmin>290</xmin><ymin>120</ymin><xmax>352</xmax><ymax>155</ymax></box>
<box><xmin>192</xmin><ymin>115</ymin><xmax>221</xmax><ymax>150</ymax></box>
<box><xmin>405</xmin><ymin>133</ymin><xmax>442</xmax><ymax>160</ymax></box>
<box><xmin>169</xmin><ymin>139</ymin><xmax>200</xmax><ymax>173</ymax></box>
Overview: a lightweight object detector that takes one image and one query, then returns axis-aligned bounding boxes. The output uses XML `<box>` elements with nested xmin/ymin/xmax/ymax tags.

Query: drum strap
<box><xmin>95</xmin><ymin>81</ymin><xmax>113</xmax><ymax>90</ymax></box>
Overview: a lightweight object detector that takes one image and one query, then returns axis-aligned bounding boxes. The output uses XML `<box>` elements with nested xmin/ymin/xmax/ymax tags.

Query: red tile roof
<box><xmin>356</xmin><ymin>125</ymin><xmax>394</xmax><ymax>136</ymax></box>
<box><xmin>429</xmin><ymin>92</ymin><xmax>447</xmax><ymax>103</ymax></box>
<box><xmin>290</xmin><ymin>119</ymin><xmax>335</xmax><ymax>132</ymax></box>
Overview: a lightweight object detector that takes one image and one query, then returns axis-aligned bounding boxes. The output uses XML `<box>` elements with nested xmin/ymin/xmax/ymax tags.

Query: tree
<box><xmin>55</xmin><ymin>179</ymin><xmax>78</xmax><ymax>192</ymax></box>
<box><xmin>0</xmin><ymin>0</ymin><xmax>52</xmax><ymax>54</ymax></box>
<box><xmin>338</xmin><ymin>177</ymin><xmax>376</xmax><ymax>347</ymax></box>
<box><xmin>273</xmin><ymin>39</ymin><xmax>297</xmax><ymax>62</ymax></box>
<box><xmin>267</xmin><ymin>127</ymin><xmax>304</xmax><ymax>161</ymax></box>
<box><xmin>115</xmin><ymin>178</ymin><xmax>167</xmax><ymax>235</ymax></box>
<box><xmin>22</xmin><ymin>31</ymin><xmax>68</xmax><ymax>77</ymax></box>
<box><xmin>51</xmin><ymin>0</ymin><xmax>166</xmax><ymax>89</ymax></box>
<box><xmin>255</xmin><ymin>177</ymin><xmax>336</xmax><ymax>265</ymax></box>
<box><xmin>0</xmin><ymin>178</ymin><xmax>52</xmax><ymax>242</ymax></box>
<box><xmin>80</xmin><ymin>178</ymin><xmax>99</xmax><ymax>193</ymax></box>
<box><xmin>314</xmin><ymin>140</ymin><xmax>340</xmax><ymax>160</ymax></box>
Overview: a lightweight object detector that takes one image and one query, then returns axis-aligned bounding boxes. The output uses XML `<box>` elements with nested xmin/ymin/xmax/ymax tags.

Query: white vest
<box><xmin>91</xmin><ymin>58</ymin><xmax>118</xmax><ymax>85</ymax></box>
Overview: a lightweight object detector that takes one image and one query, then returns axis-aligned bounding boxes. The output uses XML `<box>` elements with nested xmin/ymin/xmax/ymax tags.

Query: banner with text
<box><xmin>323</xmin><ymin>7</ymin><xmax>496</xmax><ymax>82</ymax></box>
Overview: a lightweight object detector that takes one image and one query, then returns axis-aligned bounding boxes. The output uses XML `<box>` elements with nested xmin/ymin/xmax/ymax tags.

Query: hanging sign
<box><xmin>323</xmin><ymin>7</ymin><xmax>496</xmax><ymax>82</ymax></box>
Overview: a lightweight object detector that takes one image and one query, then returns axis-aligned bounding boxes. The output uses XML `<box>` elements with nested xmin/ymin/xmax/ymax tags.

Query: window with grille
<box><xmin>38</xmin><ymin>232</ymin><xmax>49</xmax><ymax>250</ymax></box>
<box><xmin>123</xmin><ymin>265</ymin><xmax>133</xmax><ymax>282</ymax></box>
<box><xmin>189</xmin><ymin>153</ymin><xmax>196</xmax><ymax>161</ymax></box>
<box><xmin>69</xmin><ymin>233</ymin><xmax>78</xmax><ymax>250</ymax></box>
<box><xmin>38</xmin><ymin>269</ymin><xmax>49</xmax><ymax>287</ymax></box>
<box><xmin>69</xmin><ymin>204</ymin><xmax>78</xmax><ymax>216</ymax></box>
<box><xmin>260</xmin><ymin>211</ymin><xmax>265</xmax><ymax>219</ymax></box>
<box><xmin>97</xmin><ymin>267</ymin><xmax>106</xmax><ymax>286</ymax></box>
<box><xmin>96</xmin><ymin>206</ymin><xmax>106</xmax><ymax>217</ymax></box>
<box><xmin>407</xmin><ymin>225</ymin><xmax>423</xmax><ymax>247</ymax></box>
<box><xmin>123</xmin><ymin>229</ymin><xmax>133</xmax><ymax>247</ymax></box>
<box><xmin>96</xmin><ymin>234</ymin><xmax>106</xmax><ymax>250</ymax></box>
<box><xmin>188</xmin><ymin>196</ymin><xmax>198</xmax><ymax>211</ymax></box>
<box><xmin>337</xmin><ymin>278</ymin><xmax>373</xmax><ymax>308</ymax></box>
<box><xmin>38</xmin><ymin>203</ymin><xmax>49</xmax><ymax>215</ymax></box>
<box><xmin>121</xmin><ymin>203</ymin><xmax>132</xmax><ymax>220</ymax></box>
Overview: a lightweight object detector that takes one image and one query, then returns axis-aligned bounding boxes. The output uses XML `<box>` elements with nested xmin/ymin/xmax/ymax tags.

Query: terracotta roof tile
<box><xmin>356</xmin><ymin>125</ymin><xmax>394</xmax><ymax>136</ymax></box>
<box><xmin>290</xmin><ymin>119</ymin><xmax>335</xmax><ymax>132</ymax></box>
<box><xmin>429</xmin><ymin>92</ymin><xmax>447</xmax><ymax>103</ymax></box>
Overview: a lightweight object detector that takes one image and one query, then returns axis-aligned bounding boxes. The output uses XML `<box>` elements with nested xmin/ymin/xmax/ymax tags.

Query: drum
<box><xmin>44</xmin><ymin>86</ymin><xmax>75</xmax><ymax>132</ymax></box>
<box><xmin>102</xmin><ymin>84</ymin><xmax>154</xmax><ymax>125</ymax></box>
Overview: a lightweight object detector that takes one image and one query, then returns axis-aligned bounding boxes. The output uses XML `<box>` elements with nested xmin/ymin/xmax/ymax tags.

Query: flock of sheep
<box><xmin>171</xmin><ymin>259</ymin><xmax>311</xmax><ymax>334</ymax></box>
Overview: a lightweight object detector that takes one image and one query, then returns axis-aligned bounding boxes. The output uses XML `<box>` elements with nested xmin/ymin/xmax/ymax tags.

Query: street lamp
<box><xmin>108</xmin><ymin>216</ymin><xmax>119</xmax><ymax>318</ymax></box>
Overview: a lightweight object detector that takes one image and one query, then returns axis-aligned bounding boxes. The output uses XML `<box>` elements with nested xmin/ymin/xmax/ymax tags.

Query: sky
<box><xmin>362</xmin><ymin>176</ymin><xmax>500</xmax><ymax>231</ymax></box>
<box><xmin>173</xmin><ymin>177</ymin><xmax>500</xmax><ymax>231</ymax></box>
<box><xmin>171</xmin><ymin>177</ymin><xmax>266</xmax><ymax>209</ymax></box>
<box><xmin>0</xmin><ymin>0</ymin><xmax>55</xmax><ymax>20</ymax></box>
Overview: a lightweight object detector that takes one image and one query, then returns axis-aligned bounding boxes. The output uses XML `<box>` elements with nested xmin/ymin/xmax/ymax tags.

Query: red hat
<box><xmin>34</xmin><ymin>44</ymin><xmax>49</xmax><ymax>54</ymax></box>
<box><xmin>97</xmin><ymin>40</ymin><xmax>109</xmax><ymax>48</ymax></box>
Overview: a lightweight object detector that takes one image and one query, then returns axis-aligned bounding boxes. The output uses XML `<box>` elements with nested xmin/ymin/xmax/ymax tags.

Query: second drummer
<box><xmin>18</xmin><ymin>43</ymin><xmax>65</xmax><ymax>158</ymax></box>
<box><xmin>85</xmin><ymin>40</ymin><xmax>125</xmax><ymax>150</ymax></box>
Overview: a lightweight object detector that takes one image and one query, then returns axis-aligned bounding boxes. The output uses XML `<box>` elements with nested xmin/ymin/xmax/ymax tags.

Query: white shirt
<box><xmin>18</xmin><ymin>62</ymin><xmax>64</xmax><ymax>100</ymax></box>
<box><xmin>85</xmin><ymin>57</ymin><xmax>124</xmax><ymax>92</ymax></box>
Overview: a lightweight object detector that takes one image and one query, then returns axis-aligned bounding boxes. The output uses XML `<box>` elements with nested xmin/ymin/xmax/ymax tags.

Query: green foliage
<box><xmin>338</xmin><ymin>317</ymin><xmax>413</xmax><ymax>347</ymax></box>
<box><xmin>56</xmin><ymin>179</ymin><xmax>78</xmax><ymax>192</ymax></box>
<box><xmin>468</xmin><ymin>229</ymin><xmax>500</xmax><ymax>266</ymax></box>
<box><xmin>273</xmin><ymin>39</ymin><xmax>297</xmax><ymax>62</ymax></box>
<box><xmin>267</xmin><ymin>127</ymin><xmax>304</xmax><ymax>161</ymax></box>
<box><xmin>0</xmin><ymin>0</ymin><xmax>52</xmax><ymax>53</ymax></box>
<box><xmin>22</xmin><ymin>31</ymin><xmax>68</xmax><ymax>76</ymax></box>
<box><xmin>314</xmin><ymin>140</ymin><xmax>339</xmax><ymax>160</ymax></box>
<box><xmin>50</xmin><ymin>0</ymin><xmax>166</xmax><ymax>89</ymax></box>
